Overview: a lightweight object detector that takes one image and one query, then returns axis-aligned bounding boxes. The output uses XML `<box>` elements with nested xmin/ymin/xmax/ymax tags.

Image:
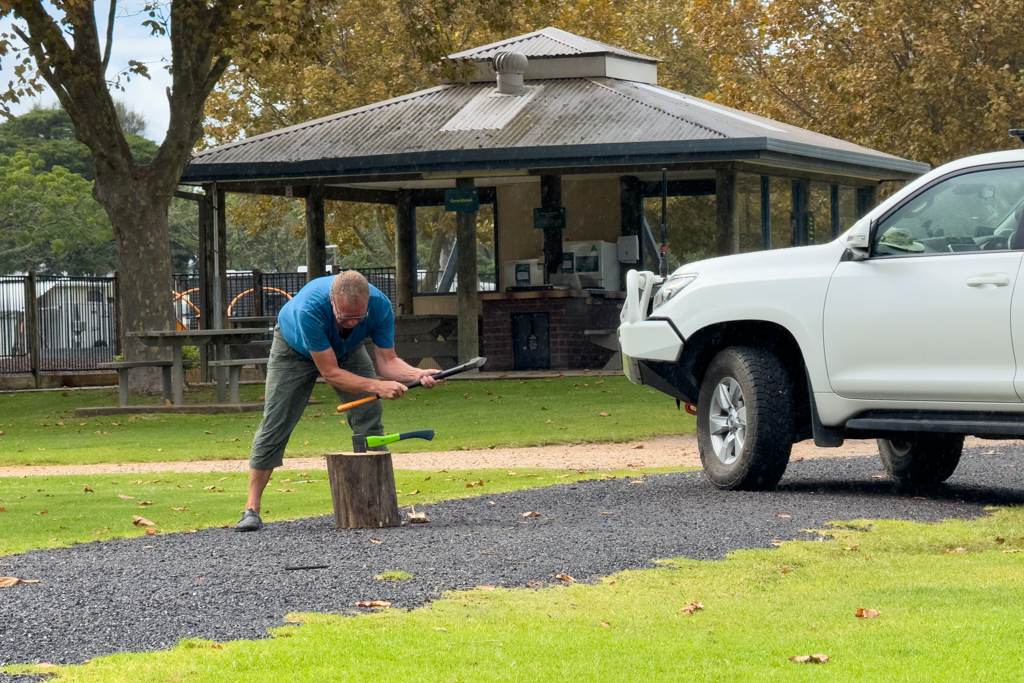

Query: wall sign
<box><xmin>444</xmin><ymin>188</ymin><xmax>479</xmax><ymax>212</ymax></box>
<box><xmin>533</xmin><ymin>207</ymin><xmax>566</xmax><ymax>230</ymax></box>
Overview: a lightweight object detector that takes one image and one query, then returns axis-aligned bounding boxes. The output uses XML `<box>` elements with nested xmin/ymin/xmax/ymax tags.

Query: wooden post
<box><xmin>325</xmin><ymin>452</ymin><xmax>401</xmax><ymax>528</ymax></box>
<box><xmin>540</xmin><ymin>174</ymin><xmax>562</xmax><ymax>282</ymax></box>
<box><xmin>791</xmin><ymin>179</ymin><xmax>811</xmax><ymax>246</ymax></box>
<box><xmin>24</xmin><ymin>272</ymin><xmax>40</xmax><ymax>388</ymax></box>
<box><xmin>113</xmin><ymin>270</ymin><xmax>122</xmax><ymax>356</ymax></box>
<box><xmin>856</xmin><ymin>186</ymin><xmax>877</xmax><ymax>219</ymax></box>
<box><xmin>455</xmin><ymin>177</ymin><xmax>480</xmax><ymax>363</ymax></box>
<box><xmin>305</xmin><ymin>184</ymin><xmax>326</xmax><ymax>283</ymax></box>
<box><xmin>830</xmin><ymin>184</ymin><xmax>840</xmax><ymax>239</ymax></box>
<box><xmin>760</xmin><ymin>175</ymin><xmax>771</xmax><ymax>250</ymax></box>
<box><xmin>197</xmin><ymin>190</ymin><xmax>213</xmax><ymax>382</ymax></box>
<box><xmin>394</xmin><ymin>190</ymin><xmax>415</xmax><ymax>315</ymax></box>
<box><xmin>715</xmin><ymin>169</ymin><xmax>739</xmax><ymax>256</ymax></box>
<box><xmin>619</xmin><ymin>175</ymin><xmax>643</xmax><ymax>280</ymax></box>
<box><xmin>252</xmin><ymin>268</ymin><xmax>263</xmax><ymax>318</ymax></box>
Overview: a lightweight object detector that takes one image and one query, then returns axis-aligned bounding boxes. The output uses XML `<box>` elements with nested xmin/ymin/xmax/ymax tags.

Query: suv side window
<box><xmin>873</xmin><ymin>166</ymin><xmax>1024</xmax><ymax>256</ymax></box>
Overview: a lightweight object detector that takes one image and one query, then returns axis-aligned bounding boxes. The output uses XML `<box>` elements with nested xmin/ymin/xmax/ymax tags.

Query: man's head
<box><xmin>330</xmin><ymin>271</ymin><xmax>370</xmax><ymax>329</ymax></box>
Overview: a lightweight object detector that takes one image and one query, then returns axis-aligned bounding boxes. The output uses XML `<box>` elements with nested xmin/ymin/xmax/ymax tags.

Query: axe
<box><xmin>336</xmin><ymin>356</ymin><xmax>487</xmax><ymax>414</ymax></box>
<box><xmin>352</xmin><ymin>429</ymin><xmax>434</xmax><ymax>453</ymax></box>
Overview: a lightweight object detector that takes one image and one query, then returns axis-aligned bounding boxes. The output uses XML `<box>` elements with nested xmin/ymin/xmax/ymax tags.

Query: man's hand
<box><xmin>376</xmin><ymin>380</ymin><xmax>408</xmax><ymax>399</ymax></box>
<box><xmin>416</xmin><ymin>368</ymin><xmax>442</xmax><ymax>389</ymax></box>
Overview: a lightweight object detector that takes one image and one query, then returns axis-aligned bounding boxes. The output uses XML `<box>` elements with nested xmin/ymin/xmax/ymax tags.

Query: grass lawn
<box><xmin>0</xmin><ymin>377</ymin><xmax>695</xmax><ymax>467</ymax></box>
<box><xmin>8</xmin><ymin>505</ymin><xmax>1024</xmax><ymax>681</ymax></box>
<box><xmin>0</xmin><ymin>466</ymin><xmax>681</xmax><ymax>556</ymax></box>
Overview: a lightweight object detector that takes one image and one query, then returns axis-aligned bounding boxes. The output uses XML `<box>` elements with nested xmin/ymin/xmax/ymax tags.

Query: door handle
<box><xmin>966</xmin><ymin>273</ymin><xmax>1011</xmax><ymax>287</ymax></box>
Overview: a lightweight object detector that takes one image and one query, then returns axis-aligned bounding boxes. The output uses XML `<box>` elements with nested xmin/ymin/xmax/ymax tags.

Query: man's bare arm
<box><xmin>309</xmin><ymin>348</ymin><xmax>407</xmax><ymax>398</ymax></box>
<box><xmin>374</xmin><ymin>346</ymin><xmax>439</xmax><ymax>388</ymax></box>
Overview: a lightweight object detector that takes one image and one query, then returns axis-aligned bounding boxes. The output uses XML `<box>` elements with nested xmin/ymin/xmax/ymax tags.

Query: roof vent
<box><xmin>493</xmin><ymin>52</ymin><xmax>528</xmax><ymax>95</ymax></box>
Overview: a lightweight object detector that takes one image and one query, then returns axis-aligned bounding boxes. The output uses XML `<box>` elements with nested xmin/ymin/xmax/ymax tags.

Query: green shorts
<box><xmin>248</xmin><ymin>327</ymin><xmax>384</xmax><ymax>470</ymax></box>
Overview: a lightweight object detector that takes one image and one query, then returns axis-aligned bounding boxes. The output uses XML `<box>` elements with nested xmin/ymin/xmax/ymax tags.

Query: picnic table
<box><xmin>128</xmin><ymin>328</ymin><xmax>270</xmax><ymax>404</ymax></box>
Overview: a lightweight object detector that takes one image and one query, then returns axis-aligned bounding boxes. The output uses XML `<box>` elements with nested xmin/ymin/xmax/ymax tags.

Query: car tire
<box><xmin>877</xmin><ymin>434</ymin><xmax>963</xmax><ymax>484</ymax></box>
<box><xmin>697</xmin><ymin>346</ymin><xmax>794</xmax><ymax>491</ymax></box>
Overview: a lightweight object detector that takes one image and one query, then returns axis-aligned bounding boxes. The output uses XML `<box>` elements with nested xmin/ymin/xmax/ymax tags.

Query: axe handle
<box><xmin>336</xmin><ymin>394</ymin><xmax>379</xmax><ymax>414</ymax></box>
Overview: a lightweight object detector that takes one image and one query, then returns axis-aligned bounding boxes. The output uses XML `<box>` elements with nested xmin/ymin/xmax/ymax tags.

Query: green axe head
<box><xmin>352</xmin><ymin>429</ymin><xmax>435</xmax><ymax>453</ymax></box>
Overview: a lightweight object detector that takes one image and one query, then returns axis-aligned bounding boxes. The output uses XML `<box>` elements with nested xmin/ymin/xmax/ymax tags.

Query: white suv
<box><xmin>618</xmin><ymin>147</ymin><xmax>1024</xmax><ymax>490</ymax></box>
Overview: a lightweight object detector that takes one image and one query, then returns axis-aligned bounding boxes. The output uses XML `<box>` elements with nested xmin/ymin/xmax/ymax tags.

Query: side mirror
<box><xmin>842</xmin><ymin>219</ymin><xmax>872</xmax><ymax>261</ymax></box>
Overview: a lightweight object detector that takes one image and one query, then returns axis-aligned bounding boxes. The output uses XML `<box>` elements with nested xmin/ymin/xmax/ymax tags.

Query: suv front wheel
<box><xmin>697</xmin><ymin>347</ymin><xmax>794</xmax><ymax>491</ymax></box>
<box><xmin>877</xmin><ymin>434</ymin><xmax>963</xmax><ymax>484</ymax></box>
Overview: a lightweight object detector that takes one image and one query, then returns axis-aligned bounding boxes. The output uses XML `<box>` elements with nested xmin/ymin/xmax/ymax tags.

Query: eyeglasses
<box><xmin>331</xmin><ymin>299</ymin><xmax>367</xmax><ymax>324</ymax></box>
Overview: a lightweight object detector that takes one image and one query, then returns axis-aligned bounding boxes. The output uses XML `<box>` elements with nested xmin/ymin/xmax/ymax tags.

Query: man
<box><xmin>235</xmin><ymin>270</ymin><xmax>438</xmax><ymax>531</ymax></box>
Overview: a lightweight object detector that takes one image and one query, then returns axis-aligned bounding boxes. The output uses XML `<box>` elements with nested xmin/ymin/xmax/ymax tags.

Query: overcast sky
<box><xmin>0</xmin><ymin>1</ymin><xmax>174</xmax><ymax>142</ymax></box>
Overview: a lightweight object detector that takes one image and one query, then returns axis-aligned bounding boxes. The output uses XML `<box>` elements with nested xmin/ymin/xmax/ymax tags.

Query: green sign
<box><xmin>444</xmin><ymin>188</ymin><xmax>479</xmax><ymax>212</ymax></box>
<box><xmin>533</xmin><ymin>207</ymin><xmax>566</xmax><ymax>230</ymax></box>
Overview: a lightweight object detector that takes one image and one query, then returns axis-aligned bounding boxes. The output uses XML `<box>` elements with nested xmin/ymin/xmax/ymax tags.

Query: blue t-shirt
<box><xmin>277</xmin><ymin>276</ymin><xmax>394</xmax><ymax>359</ymax></box>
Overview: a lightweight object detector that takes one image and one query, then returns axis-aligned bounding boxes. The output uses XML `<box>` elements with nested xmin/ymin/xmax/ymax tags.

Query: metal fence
<box><xmin>1</xmin><ymin>266</ymin><xmax>481</xmax><ymax>375</ymax></box>
<box><xmin>415</xmin><ymin>270</ymin><xmax>496</xmax><ymax>294</ymax></box>
<box><xmin>0</xmin><ymin>274</ymin><xmax>117</xmax><ymax>374</ymax></box>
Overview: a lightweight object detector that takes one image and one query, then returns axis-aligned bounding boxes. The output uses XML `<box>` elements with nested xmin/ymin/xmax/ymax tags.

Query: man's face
<box><xmin>332</xmin><ymin>294</ymin><xmax>369</xmax><ymax>330</ymax></box>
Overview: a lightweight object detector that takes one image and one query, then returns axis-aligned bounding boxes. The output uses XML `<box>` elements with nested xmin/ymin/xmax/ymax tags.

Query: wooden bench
<box><xmin>207</xmin><ymin>357</ymin><xmax>270</xmax><ymax>404</ymax></box>
<box><xmin>97</xmin><ymin>361</ymin><xmax>173</xmax><ymax>407</ymax></box>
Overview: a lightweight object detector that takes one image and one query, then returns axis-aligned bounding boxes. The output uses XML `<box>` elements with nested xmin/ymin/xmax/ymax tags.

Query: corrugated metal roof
<box><xmin>183</xmin><ymin>75</ymin><xmax>929</xmax><ymax>182</ymax></box>
<box><xmin>448</xmin><ymin>27</ymin><xmax>657</xmax><ymax>63</ymax></box>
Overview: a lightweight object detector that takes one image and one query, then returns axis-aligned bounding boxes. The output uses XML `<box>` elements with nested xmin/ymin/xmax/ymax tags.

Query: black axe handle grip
<box><xmin>406</xmin><ymin>356</ymin><xmax>486</xmax><ymax>389</ymax></box>
<box><xmin>398</xmin><ymin>429</ymin><xmax>434</xmax><ymax>442</ymax></box>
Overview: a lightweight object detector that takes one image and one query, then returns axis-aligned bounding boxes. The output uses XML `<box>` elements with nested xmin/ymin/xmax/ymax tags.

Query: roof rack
<box><xmin>1010</xmin><ymin>129</ymin><xmax>1024</xmax><ymax>147</ymax></box>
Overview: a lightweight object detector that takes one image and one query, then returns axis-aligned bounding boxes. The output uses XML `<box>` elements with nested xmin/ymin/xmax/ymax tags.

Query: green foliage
<box><xmin>0</xmin><ymin>106</ymin><xmax>158</xmax><ymax>181</ymax></box>
<box><xmin>0</xmin><ymin>377</ymin><xmax>693</xmax><ymax>467</ymax></box>
<box><xmin>0</xmin><ymin>152</ymin><xmax>116</xmax><ymax>275</ymax></box>
<box><xmin>688</xmin><ymin>0</ymin><xmax>1024</xmax><ymax>166</ymax></box>
<box><xmin>180</xmin><ymin>346</ymin><xmax>200</xmax><ymax>370</ymax></box>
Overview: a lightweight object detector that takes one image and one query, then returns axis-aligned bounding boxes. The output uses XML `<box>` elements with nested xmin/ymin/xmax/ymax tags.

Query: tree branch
<box><xmin>102</xmin><ymin>0</ymin><xmax>117</xmax><ymax>74</ymax></box>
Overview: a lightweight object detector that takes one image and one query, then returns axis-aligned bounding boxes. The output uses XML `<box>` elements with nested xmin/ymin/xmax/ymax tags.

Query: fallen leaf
<box><xmin>137</xmin><ymin>500</ymin><xmax>153</xmax><ymax>506</ymax></box>
<box><xmin>466</xmin><ymin>479</ymin><xmax>483</xmax><ymax>488</ymax></box>
<box><xmin>599</xmin><ymin>473</ymin><xmax>616</xmax><ymax>479</ymax></box>
<box><xmin>408</xmin><ymin>489</ymin><xmax>419</xmax><ymax>495</ymax></box>
<box><xmin>434</xmin><ymin>626</ymin><xmax>447</xmax><ymax>631</ymax></box>
<box><xmin>118</xmin><ymin>494</ymin><xmax>133</xmax><ymax>499</ymax></box>
<box><xmin>775</xmin><ymin>513</ymin><xmax>791</xmax><ymax>518</ymax></box>
<box><xmin>595</xmin><ymin>380</ymin><xmax>604</xmax><ymax>385</ymax></box>
<box><xmin>996</xmin><ymin>537</ymin><xmax>1006</xmax><ymax>544</ymax></box>
<box><xmin>599</xmin><ymin>412</ymin><xmax>610</xmax><ymax>417</ymax></box>
<box><xmin>541</xmin><ymin>406</ymin><xmax>548</xmax><ymax>410</ymax></box>
<box><xmin>789</xmin><ymin>654</ymin><xmax>829</xmax><ymax>663</ymax></box>
<box><xmin>680</xmin><ymin>601</ymin><xmax>704</xmax><ymax>614</ymax></box>
<box><xmin>370</xmin><ymin>539</ymin><xmax>383</xmax><ymax>544</ymax></box>
<box><xmin>845</xmin><ymin>545</ymin><xmax>859</xmax><ymax>551</ymax></box>
<box><xmin>521</xmin><ymin>511</ymin><xmax>541</xmax><ymax>517</ymax></box>
<box><xmin>172</xmin><ymin>507</ymin><xmax>189</xmax><ymax>511</ymax></box>
<box><xmin>600</xmin><ymin>620</ymin><xmax>611</xmax><ymax>627</ymax></box>
<box><xmin>475</xmin><ymin>585</ymin><xmax>496</xmax><ymax>590</ymax></box>
<box><xmin>219</xmin><ymin>477</ymin><xmax>228</xmax><ymax>482</ymax></box>
<box><xmin>23</xmin><ymin>579</ymin><xmax>41</xmax><ymax>584</ymax></box>
<box><xmin>145</xmin><ymin>528</ymin><xmax>159</xmax><ymax>536</ymax></box>
<box><xmin>204</xmin><ymin>430</ymin><xmax>213</xmax><ymax>434</ymax></box>
<box><xmin>0</xmin><ymin>577</ymin><xmax>21</xmax><ymax>587</ymax></box>
<box><xmin>83</xmin><ymin>486</ymin><xmax>94</xmax><ymax>493</ymax></box>
<box><xmin>555</xmin><ymin>573</ymin><xmax>577</xmax><ymax>583</ymax></box>
<box><xmin>355</xmin><ymin>600</ymin><xmax>391</xmax><ymax>608</ymax></box>
<box><xmin>91</xmin><ymin>528</ymin><xmax>108</xmax><ymax>535</ymax></box>
<box><xmin>156</xmin><ymin>448</ymin><xmax>162</xmax><ymax>452</ymax></box>
<box><xmin>34</xmin><ymin>509</ymin><xmax>47</xmax><ymax>515</ymax></box>
<box><xmin>855</xmin><ymin>607</ymin><xmax>881</xmax><ymax>619</ymax></box>
<box><xmin>1003</xmin><ymin>549</ymin><xmax>1022</xmax><ymax>553</ymax></box>
<box><xmin>407</xmin><ymin>510</ymin><xmax>429</xmax><ymax>523</ymax></box>
<box><xmin>943</xmin><ymin>547</ymin><xmax>967</xmax><ymax>554</ymax></box>
<box><xmin>276</xmin><ymin>488</ymin><xmax>295</xmax><ymax>492</ymax></box>
<box><xmin>555</xmin><ymin>474</ymin><xmax>571</xmax><ymax>478</ymax></box>
<box><xmin>203</xmin><ymin>485</ymin><xmax>217</xmax><ymax>490</ymax></box>
<box><xmin>634</xmin><ymin>445</ymin><xmax>644</xmax><ymax>449</ymax></box>
<box><xmin>132</xmin><ymin>515</ymin><xmax>155</xmax><ymax>527</ymax></box>
<box><xmin>210</xmin><ymin>643</ymin><xmax>223</xmax><ymax>649</ymax></box>
<box><xmin>545</xmin><ymin>419</ymin><xmax>553</xmax><ymax>424</ymax></box>
<box><xmin>423</xmin><ymin>476</ymin><xmax>431</xmax><ymax>481</ymax></box>
<box><xmin>507</xmin><ymin>471</ymin><xmax>516</xmax><ymax>476</ymax></box>
<box><xmin>0</xmin><ymin>508</ymin><xmax>5</xmax><ymax>513</ymax></box>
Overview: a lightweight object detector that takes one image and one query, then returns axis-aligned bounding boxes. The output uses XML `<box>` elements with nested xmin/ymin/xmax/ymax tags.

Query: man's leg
<box><xmin>335</xmin><ymin>344</ymin><xmax>386</xmax><ymax>449</ymax></box>
<box><xmin>237</xmin><ymin>328</ymin><xmax>320</xmax><ymax>531</ymax></box>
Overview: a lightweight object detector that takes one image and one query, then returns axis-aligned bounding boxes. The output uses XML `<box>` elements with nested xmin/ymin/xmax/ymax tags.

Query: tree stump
<box><xmin>325</xmin><ymin>452</ymin><xmax>401</xmax><ymax>528</ymax></box>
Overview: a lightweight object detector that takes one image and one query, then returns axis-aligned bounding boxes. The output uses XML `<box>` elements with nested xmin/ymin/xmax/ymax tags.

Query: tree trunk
<box><xmin>325</xmin><ymin>451</ymin><xmax>401</xmax><ymax>528</ymax></box>
<box><xmin>99</xmin><ymin>182</ymin><xmax>176</xmax><ymax>392</ymax></box>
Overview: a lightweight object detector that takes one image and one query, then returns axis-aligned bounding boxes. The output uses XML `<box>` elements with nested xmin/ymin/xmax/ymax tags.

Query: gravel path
<box><xmin>4</xmin><ymin>442</ymin><xmax>1024</xmax><ymax>668</ymax></box>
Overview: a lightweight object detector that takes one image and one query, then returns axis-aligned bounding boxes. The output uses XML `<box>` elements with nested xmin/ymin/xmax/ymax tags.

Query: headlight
<box><xmin>652</xmin><ymin>273</ymin><xmax>697</xmax><ymax>309</ymax></box>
